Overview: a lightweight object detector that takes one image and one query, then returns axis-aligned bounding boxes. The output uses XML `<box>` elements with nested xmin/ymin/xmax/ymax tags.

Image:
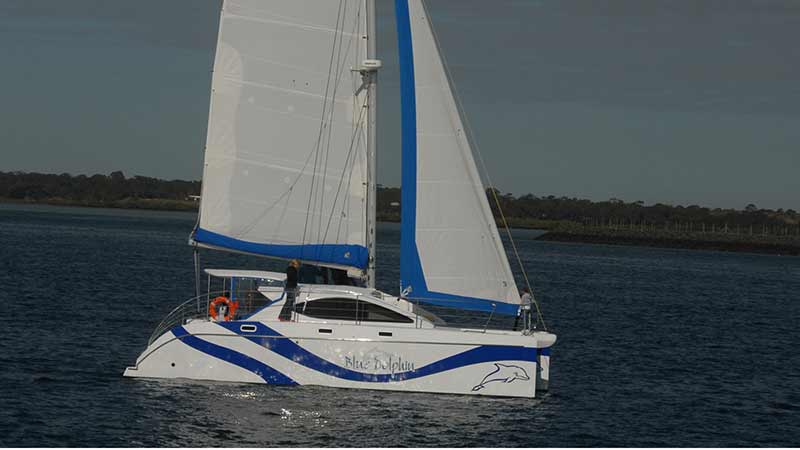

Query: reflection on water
<box><xmin>1</xmin><ymin>204</ymin><xmax>799</xmax><ymax>446</ymax></box>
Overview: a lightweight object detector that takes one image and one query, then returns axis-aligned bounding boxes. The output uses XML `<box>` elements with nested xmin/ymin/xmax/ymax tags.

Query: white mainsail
<box><xmin>397</xmin><ymin>0</ymin><xmax>521</xmax><ymax>313</ymax></box>
<box><xmin>194</xmin><ymin>0</ymin><xmax>371</xmax><ymax>270</ymax></box>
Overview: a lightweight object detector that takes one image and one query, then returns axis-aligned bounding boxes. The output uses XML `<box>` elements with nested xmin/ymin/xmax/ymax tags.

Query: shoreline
<box><xmin>4</xmin><ymin>199</ymin><xmax>798</xmax><ymax>256</ymax></box>
<box><xmin>0</xmin><ymin>197</ymin><xmax>198</xmax><ymax>212</ymax></box>
<box><xmin>537</xmin><ymin>230</ymin><xmax>800</xmax><ymax>256</ymax></box>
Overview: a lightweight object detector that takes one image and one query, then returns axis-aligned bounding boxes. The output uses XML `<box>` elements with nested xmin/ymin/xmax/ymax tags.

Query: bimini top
<box><xmin>204</xmin><ymin>269</ymin><xmax>286</xmax><ymax>281</ymax></box>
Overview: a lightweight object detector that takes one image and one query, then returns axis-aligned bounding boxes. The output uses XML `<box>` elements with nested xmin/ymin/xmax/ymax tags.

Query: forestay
<box><xmin>396</xmin><ymin>0</ymin><xmax>521</xmax><ymax>314</ymax></box>
<box><xmin>194</xmin><ymin>0</ymin><xmax>370</xmax><ymax>270</ymax></box>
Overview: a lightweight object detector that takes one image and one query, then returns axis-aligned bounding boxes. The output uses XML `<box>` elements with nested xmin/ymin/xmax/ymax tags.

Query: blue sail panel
<box><xmin>400</xmin><ymin>240</ymin><xmax>518</xmax><ymax>315</ymax></box>
<box><xmin>396</xmin><ymin>0</ymin><xmax>419</xmax><ymax>300</ymax></box>
<box><xmin>193</xmin><ymin>228</ymin><xmax>368</xmax><ymax>269</ymax></box>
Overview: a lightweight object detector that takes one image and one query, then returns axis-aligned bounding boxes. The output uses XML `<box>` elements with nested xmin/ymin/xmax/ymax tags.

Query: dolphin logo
<box><xmin>471</xmin><ymin>363</ymin><xmax>530</xmax><ymax>391</ymax></box>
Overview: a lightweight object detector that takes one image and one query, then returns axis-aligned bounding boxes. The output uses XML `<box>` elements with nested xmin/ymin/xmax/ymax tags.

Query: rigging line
<box><xmin>235</xmin><ymin>127</ymin><xmax>325</xmax><ymax>238</ymax></box>
<box><xmin>316</xmin><ymin>0</ymin><xmax>361</xmax><ymax>245</ymax></box>
<box><xmin>315</xmin><ymin>0</ymin><xmax>349</xmax><ymax>244</ymax></box>
<box><xmin>312</xmin><ymin>0</ymin><xmax>354</xmax><ymax>247</ymax></box>
<box><xmin>320</xmin><ymin>94</ymin><xmax>368</xmax><ymax>248</ymax></box>
<box><xmin>334</xmin><ymin>93</ymin><xmax>369</xmax><ymax>247</ymax></box>
<box><xmin>333</xmin><ymin>120</ymin><xmax>363</xmax><ymax>247</ymax></box>
<box><xmin>302</xmin><ymin>0</ymin><xmax>346</xmax><ymax>249</ymax></box>
<box><xmin>303</xmin><ymin>0</ymin><xmax>345</xmax><ymax>245</ymax></box>
<box><xmin>237</xmin><ymin>5</ymin><xmax>350</xmax><ymax>240</ymax></box>
<box><xmin>303</xmin><ymin>12</ymin><xmax>346</xmax><ymax>253</ymax></box>
<box><xmin>330</xmin><ymin>41</ymin><xmax>370</xmax><ymax>247</ymax></box>
<box><xmin>334</xmin><ymin>127</ymin><xmax>363</xmax><ymax>246</ymax></box>
<box><xmin>325</xmin><ymin>99</ymin><xmax>369</xmax><ymax>248</ymax></box>
<box><xmin>332</xmin><ymin>4</ymin><xmax>369</xmax><ymax>247</ymax></box>
<box><xmin>336</xmin><ymin>89</ymin><xmax>370</xmax><ymax>245</ymax></box>
<box><xmin>419</xmin><ymin>0</ymin><xmax>547</xmax><ymax>330</ymax></box>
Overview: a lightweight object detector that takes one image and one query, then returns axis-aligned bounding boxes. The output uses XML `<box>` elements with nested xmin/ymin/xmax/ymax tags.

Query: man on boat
<box><xmin>278</xmin><ymin>259</ymin><xmax>300</xmax><ymax>321</ymax></box>
<box><xmin>514</xmin><ymin>287</ymin><xmax>533</xmax><ymax>331</ymax></box>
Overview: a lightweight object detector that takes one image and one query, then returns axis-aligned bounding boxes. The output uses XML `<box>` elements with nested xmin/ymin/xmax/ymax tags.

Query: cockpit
<box><xmin>201</xmin><ymin>268</ymin><xmax>434</xmax><ymax>328</ymax></box>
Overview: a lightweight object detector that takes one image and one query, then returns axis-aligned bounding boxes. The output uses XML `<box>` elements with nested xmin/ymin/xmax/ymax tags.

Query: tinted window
<box><xmin>357</xmin><ymin>301</ymin><xmax>413</xmax><ymax>323</ymax></box>
<box><xmin>296</xmin><ymin>298</ymin><xmax>413</xmax><ymax>323</ymax></box>
<box><xmin>296</xmin><ymin>298</ymin><xmax>358</xmax><ymax>321</ymax></box>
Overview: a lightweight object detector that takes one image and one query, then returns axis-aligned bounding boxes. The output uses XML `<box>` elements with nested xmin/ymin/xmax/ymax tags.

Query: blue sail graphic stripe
<box><xmin>193</xmin><ymin>228</ymin><xmax>368</xmax><ymax>269</ymax></box>
<box><xmin>217</xmin><ymin>322</ymin><xmax>536</xmax><ymax>383</ymax></box>
<box><xmin>173</xmin><ymin>326</ymin><xmax>297</xmax><ymax>385</ymax></box>
<box><xmin>396</xmin><ymin>0</ymin><xmax>419</xmax><ymax>298</ymax></box>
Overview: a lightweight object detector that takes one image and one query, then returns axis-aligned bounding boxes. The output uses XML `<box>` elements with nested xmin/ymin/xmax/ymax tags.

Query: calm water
<box><xmin>1</xmin><ymin>204</ymin><xmax>799</xmax><ymax>447</ymax></box>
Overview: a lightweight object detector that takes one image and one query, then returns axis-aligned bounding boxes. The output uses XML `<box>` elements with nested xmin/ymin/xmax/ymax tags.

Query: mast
<box><xmin>365</xmin><ymin>0</ymin><xmax>378</xmax><ymax>288</ymax></box>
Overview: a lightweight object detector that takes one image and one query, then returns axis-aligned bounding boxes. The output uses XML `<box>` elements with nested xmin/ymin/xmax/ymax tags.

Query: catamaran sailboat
<box><xmin>124</xmin><ymin>0</ymin><xmax>556</xmax><ymax>398</ymax></box>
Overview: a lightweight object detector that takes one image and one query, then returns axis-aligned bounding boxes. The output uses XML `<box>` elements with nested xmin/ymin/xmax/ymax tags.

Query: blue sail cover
<box><xmin>194</xmin><ymin>228</ymin><xmax>369</xmax><ymax>269</ymax></box>
<box><xmin>395</xmin><ymin>0</ymin><xmax>521</xmax><ymax>315</ymax></box>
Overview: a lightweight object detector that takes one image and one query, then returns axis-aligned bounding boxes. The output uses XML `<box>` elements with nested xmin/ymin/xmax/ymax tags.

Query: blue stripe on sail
<box><xmin>408</xmin><ymin>292</ymin><xmax>521</xmax><ymax>315</ymax></box>
<box><xmin>173</xmin><ymin>326</ymin><xmax>297</xmax><ymax>385</ymax></box>
<box><xmin>394</xmin><ymin>0</ymin><xmax>517</xmax><ymax>316</ymax></box>
<box><xmin>193</xmin><ymin>227</ymin><xmax>368</xmax><ymax>269</ymax></box>
<box><xmin>396</xmin><ymin>0</ymin><xmax>419</xmax><ymax>297</ymax></box>
<box><xmin>217</xmin><ymin>322</ymin><xmax>536</xmax><ymax>382</ymax></box>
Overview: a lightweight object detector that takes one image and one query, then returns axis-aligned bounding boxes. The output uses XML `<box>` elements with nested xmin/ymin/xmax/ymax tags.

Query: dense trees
<box><xmin>486</xmin><ymin>188</ymin><xmax>799</xmax><ymax>232</ymax></box>
<box><xmin>1</xmin><ymin>171</ymin><xmax>797</xmax><ymax>233</ymax></box>
<box><xmin>0</xmin><ymin>171</ymin><xmax>200</xmax><ymax>210</ymax></box>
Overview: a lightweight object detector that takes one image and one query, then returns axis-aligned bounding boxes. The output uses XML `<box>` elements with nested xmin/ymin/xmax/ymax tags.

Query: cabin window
<box><xmin>296</xmin><ymin>298</ymin><xmax>358</xmax><ymax>321</ymax></box>
<box><xmin>295</xmin><ymin>298</ymin><xmax>413</xmax><ymax>323</ymax></box>
<box><xmin>357</xmin><ymin>301</ymin><xmax>413</xmax><ymax>323</ymax></box>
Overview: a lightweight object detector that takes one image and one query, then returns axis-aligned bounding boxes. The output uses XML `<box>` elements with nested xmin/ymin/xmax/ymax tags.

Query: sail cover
<box><xmin>194</xmin><ymin>0</ymin><xmax>370</xmax><ymax>269</ymax></box>
<box><xmin>396</xmin><ymin>0</ymin><xmax>521</xmax><ymax>314</ymax></box>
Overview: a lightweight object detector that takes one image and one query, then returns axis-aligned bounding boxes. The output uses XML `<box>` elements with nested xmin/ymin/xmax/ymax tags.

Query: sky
<box><xmin>0</xmin><ymin>0</ymin><xmax>798</xmax><ymax>210</ymax></box>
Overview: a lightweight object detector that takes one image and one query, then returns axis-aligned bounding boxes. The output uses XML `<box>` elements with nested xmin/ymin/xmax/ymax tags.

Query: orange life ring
<box><xmin>208</xmin><ymin>296</ymin><xmax>239</xmax><ymax>321</ymax></box>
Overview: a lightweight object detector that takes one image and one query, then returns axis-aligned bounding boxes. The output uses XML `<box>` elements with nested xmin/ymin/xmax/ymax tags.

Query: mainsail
<box><xmin>193</xmin><ymin>0</ymin><xmax>371</xmax><ymax>270</ymax></box>
<box><xmin>396</xmin><ymin>0</ymin><xmax>521</xmax><ymax>314</ymax></box>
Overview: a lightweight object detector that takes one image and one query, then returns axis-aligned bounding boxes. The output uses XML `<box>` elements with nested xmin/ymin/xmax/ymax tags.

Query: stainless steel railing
<box><xmin>147</xmin><ymin>289</ymin><xmax>282</xmax><ymax>345</ymax></box>
<box><xmin>147</xmin><ymin>291</ymin><xmax>221</xmax><ymax>345</ymax></box>
<box><xmin>147</xmin><ymin>287</ymin><xmax>531</xmax><ymax>345</ymax></box>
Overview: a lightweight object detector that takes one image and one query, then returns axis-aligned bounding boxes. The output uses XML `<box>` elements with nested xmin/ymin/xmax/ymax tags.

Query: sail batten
<box><xmin>396</xmin><ymin>0</ymin><xmax>521</xmax><ymax>314</ymax></box>
<box><xmin>195</xmin><ymin>0</ymin><xmax>370</xmax><ymax>270</ymax></box>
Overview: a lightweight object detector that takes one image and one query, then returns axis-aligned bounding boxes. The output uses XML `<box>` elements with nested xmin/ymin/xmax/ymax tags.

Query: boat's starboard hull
<box><xmin>125</xmin><ymin>320</ymin><xmax>554</xmax><ymax>398</ymax></box>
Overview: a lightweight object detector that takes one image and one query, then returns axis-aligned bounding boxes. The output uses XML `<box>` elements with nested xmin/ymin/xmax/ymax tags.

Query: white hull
<box><xmin>125</xmin><ymin>318</ymin><xmax>554</xmax><ymax>398</ymax></box>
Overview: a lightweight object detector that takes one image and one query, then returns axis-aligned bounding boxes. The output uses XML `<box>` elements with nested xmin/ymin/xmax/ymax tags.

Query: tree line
<box><xmin>486</xmin><ymin>188</ymin><xmax>799</xmax><ymax>230</ymax></box>
<box><xmin>2</xmin><ymin>171</ymin><xmax>797</xmax><ymax>230</ymax></box>
<box><xmin>0</xmin><ymin>171</ymin><xmax>200</xmax><ymax>210</ymax></box>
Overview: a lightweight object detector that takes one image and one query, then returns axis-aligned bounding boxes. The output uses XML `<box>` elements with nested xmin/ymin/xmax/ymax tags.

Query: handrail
<box><xmin>147</xmin><ymin>287</ymin><xmax>530</xmax><ymax>346</ymax></box>
<box><xmin>147</xmin><ymin>289</ymin><xmax>230</xmax><ymax>345</ymax></box>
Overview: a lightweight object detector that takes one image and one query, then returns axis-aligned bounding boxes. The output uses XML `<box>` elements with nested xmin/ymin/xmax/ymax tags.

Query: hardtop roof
<box><xmin>204</xmin><ymin>268</ymin><xmax>286</xmax><ymax>280</ymax></box>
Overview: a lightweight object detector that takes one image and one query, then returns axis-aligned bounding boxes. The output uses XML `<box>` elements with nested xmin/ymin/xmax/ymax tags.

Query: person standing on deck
<box><xmin>514</xmin><ymin>287</ymin><xmax>533</xmax><ymax>331</ymax></box>
<box><xmin>278</xmin><ymin>259</ymin><xmax>300</xmax><ymax>321</ymax></box>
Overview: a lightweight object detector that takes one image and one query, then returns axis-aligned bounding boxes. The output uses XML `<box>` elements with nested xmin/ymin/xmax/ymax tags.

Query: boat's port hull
<box><xmin>125</xmin><ymin>320</ymin><xmax>554</xmax><ymax>398</ymax></box>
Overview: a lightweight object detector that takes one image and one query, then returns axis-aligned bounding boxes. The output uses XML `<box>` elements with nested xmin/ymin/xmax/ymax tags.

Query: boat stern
<box><xmin>532</xmin><ymin>331</ymin><xmax>556</xmax><ymax>392</ymax></box>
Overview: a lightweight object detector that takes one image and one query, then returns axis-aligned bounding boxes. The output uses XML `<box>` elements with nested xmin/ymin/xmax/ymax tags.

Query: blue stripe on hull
<box><xmin>173</xmin><ymin>326</ymin><xmax>297</xmax><ymax>385</ymax></box>
<box><xmin>217</xmin><ymin>322</ymin><xmax>536</xmax><ymax>383</ymax></box>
